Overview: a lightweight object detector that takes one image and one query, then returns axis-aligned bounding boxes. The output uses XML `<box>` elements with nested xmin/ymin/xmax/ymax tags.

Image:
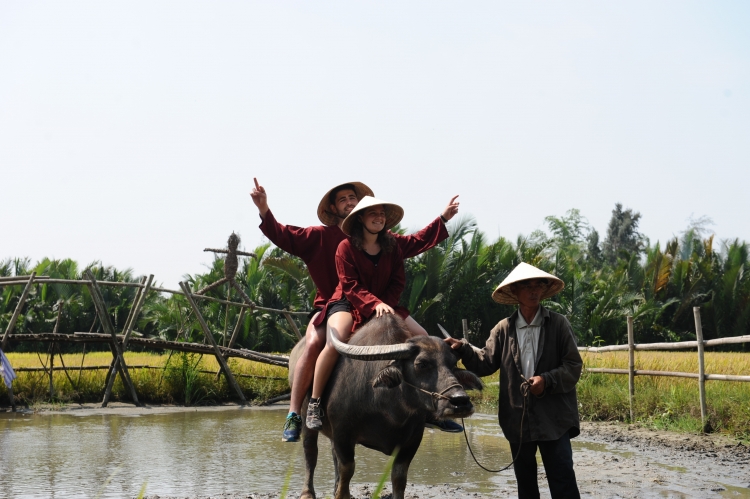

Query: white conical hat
<box><xmin>317</xmin><ymin>182</ymin><xmax>375</xmax><ymax>226</ymax></box>
<box><xmin>491</xmin><ymin>262</ymin><xmax>565</xmax><ymax>305</ymax></box>
<box><xmin>340</xmin><ymin>196</ymin><xmax>404</xmax><ymax>236</ymax></box>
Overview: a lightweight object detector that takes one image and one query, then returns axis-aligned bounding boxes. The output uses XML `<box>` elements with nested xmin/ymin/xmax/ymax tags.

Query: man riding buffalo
<box><xmin>250</xmin><ymin>179</ymin><xmax>461</xmax><ymax>442</ymax></box>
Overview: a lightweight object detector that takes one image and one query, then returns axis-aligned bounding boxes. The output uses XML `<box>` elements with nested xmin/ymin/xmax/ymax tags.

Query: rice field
<box><xmin>3</xmin><ymin>349</ymin><xmax>749</xmax><ymax>439</ymax></box>
<box><xmin>0</xmin><ymin>351</ymin><xmax>289</xmax><ymax>407</ymax></box>
<box><xmin>470</xmin><ymin>351</ymin><xmax>750</xmax><ymax>440</ymax></box>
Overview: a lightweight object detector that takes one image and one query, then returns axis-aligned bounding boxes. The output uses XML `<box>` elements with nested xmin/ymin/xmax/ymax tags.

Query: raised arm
<box><xmin>393</xmin><ymin>195</ymin><xmax>458</xmax><ymax>258</ymax></box>
<box><xmin>250</xmin><ymin>177</ymin><xmax>269</xmax><ymax>219</ymax></box>
<box><xmin>251</xmin><ymin>178</ymin><xmax>322</xmax><ymax>257</ymax></box>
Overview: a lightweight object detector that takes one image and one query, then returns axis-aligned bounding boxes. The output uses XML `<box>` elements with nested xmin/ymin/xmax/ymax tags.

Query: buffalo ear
<box><xmin>454</xmin><ymin>369</ymin><xmax>483</xmax><ymax>391</ymax></box>
<box><xmin>372</xmin><ymin>366</ymin><xmax>403</xmax><ymax>389</ymax></box>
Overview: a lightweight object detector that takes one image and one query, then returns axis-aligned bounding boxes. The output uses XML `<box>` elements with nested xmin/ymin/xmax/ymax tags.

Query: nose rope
<box><xmin>461</xmin><ymin>375</ymin><xmax>533</xmax><ymax>473</ymax></box>
<box><xmin>402</xmin><ymin>381</ymin><xmax>464</xmax><ymax>411</ymax></box>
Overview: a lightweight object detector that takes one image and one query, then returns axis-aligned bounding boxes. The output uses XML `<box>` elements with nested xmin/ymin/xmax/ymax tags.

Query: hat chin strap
<box><xmin>364</xmin><ymin>227</ymin><xmax>382</xmax><ymax>235</ymax></box>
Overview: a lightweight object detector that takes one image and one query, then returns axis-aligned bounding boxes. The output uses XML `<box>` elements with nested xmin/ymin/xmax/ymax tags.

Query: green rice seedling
<box><xmin>372</xmin><ymin>446</ymin><xmax>399</xmax><ymax>499</ymax></box>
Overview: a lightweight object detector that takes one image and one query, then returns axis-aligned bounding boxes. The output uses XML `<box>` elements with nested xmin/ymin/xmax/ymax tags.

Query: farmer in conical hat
<box><xmin>250</xmin><ymin>180</ymin><xmax>460</xmax><ymax>442</ymax></box>
<box><xmin>446</xmin><ymin>262</ymin><xmax>582</xmax><ymax>499</ymax></box>
<box><xmin>306</xmin><ymin>196</ymin><xmax>463</xmax><ymax>433</ymax></box>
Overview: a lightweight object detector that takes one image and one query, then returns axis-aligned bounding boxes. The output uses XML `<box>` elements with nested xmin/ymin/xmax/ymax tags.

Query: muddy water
<box><xmin>1</xmin><ymin>407</ymin><xmax>749</xmax><ymax>498</ymax></box>
<box><xmin>0</xmin><ymin>407</ymin><xmax>514</xmax><ymax>498</ymax></box>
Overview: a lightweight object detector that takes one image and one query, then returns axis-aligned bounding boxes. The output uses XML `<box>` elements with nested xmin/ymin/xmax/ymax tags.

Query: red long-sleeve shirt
<box><xmin>327</xmin><ymin>239</ymin><xmax>410</xmax><ymax>330</ymax></box>
<box><xmin>259</xmin><ymin>210</ymin><xmax>448</xmax><ymax>310</ymax></box>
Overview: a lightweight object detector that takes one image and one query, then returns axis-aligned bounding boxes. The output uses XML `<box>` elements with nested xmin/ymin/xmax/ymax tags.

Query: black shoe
<box><xmin>425</xmin><ymin>419</ymin><xmax>464</xmax><ymax>433</ymax></box>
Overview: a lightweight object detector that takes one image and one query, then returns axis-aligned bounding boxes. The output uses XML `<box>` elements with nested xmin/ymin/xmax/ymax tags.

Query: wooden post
<box><xmin>693</xmin><ymin>306</ymin><xmax>709</xmax><ymax>433</ymax></box>
<box><xmin>49</xmin><ymin>345</ymin><xmax>55</xmax><ymax>399</ymax></box>
<box><xmin>216</xmin><ymin>307</ymin><xmax>247</xmax><ymax>379</ymax></box>
<box><xmin>1</xmin><ymin>272</ymin><xmax>36</xmax><ymax>350</ymax></box>
<box><xmin>627</xmin><ymin>315</ymin><xmax>635</xmax><ymax>423</ymax></box>
<box><xmin>283</xmin><ymin>311</ymin><xmax>302</xmax><ymax>340</ymax></box>
<box><xmin>180</xmin><ymin>282</ymin><xmax>247</xmax><ymax>404</ymax></box>
<box><xmin>84</xmin><ymin>270</ymin><xmax>140</xmax><ymax>407</ymax></box>
<box><xmin>9</xmin><ymin>385</ymin><xmax>15</xmax><ymax>412</ymax></box>
<box><xmin>102</xmin><ymin>275</ymin><xmax>153</xmax><ymax>405</ymax></box>
<box><xmin>462</xmin><ymin>319</ymin><xmax>469</xmax><ymax>341</ymax></box>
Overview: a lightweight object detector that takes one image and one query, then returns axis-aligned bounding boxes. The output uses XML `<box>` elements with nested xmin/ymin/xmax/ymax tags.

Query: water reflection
<box><xmin>0</xmin><ymin>408</ymin><xmax>513</xmax><ymax>498</ymax></box>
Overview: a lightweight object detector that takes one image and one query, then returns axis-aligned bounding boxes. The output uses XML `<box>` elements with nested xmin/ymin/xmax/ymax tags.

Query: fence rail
<box><xmin>0</xmin><ymin>274</ymin><xmax>300</xmax><ymax>412</ymax></box>
<box><xmin>579</xmin><ymin>306</ymin><xmax>749</xmax><ymax>432</ymax></box>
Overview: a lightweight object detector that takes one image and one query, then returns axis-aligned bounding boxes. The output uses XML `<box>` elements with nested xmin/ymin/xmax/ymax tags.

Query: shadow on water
<box><xmin>0</xmin><ymin>408</ymin><xmax>513</xmax><ymax>498</ymax></box>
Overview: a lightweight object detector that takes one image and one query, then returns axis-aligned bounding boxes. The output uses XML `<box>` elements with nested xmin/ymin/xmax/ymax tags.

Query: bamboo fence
<box><xmin>578</xmin><ymin>307</ymin><xmax>750</xmax><ymax>432</ymax></box>
<box><xmin>0</xmin><ymin>273</ymin><xmax>306</xmax><ymax>411</ymax></box>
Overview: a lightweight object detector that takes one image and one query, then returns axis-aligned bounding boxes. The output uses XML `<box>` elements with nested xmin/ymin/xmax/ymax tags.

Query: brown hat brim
<box><xmin>317</xmin><ymin>182</ymin><xmax>375</xmax><ymax>226</ymax></box>
<box><xmin>340</xmin><ymin>196</ymin><xmax>404</xmax><ymax>236</ymax></box>
<box><xmin>491</xmin><ymin>262</ymin><xmax>565</xmax><ymax>305</ymax></box>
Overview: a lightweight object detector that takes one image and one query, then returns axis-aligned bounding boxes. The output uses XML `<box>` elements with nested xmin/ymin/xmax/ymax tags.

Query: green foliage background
<box><xmin>2</xmin><ymin>205</ymin><xmax>749</xmax><ymax>352</ymax></box>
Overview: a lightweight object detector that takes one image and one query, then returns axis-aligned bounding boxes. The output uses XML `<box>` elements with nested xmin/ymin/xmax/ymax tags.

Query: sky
<box><xmin>1</xmin><ymin>1</ymin><xmax>749</xmax><ymax>289</ymax></box>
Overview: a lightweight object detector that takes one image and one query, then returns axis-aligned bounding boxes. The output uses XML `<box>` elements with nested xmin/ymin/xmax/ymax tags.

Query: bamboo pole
<box><xmin>1</xmin><ymin>272</ymin><xmax>36</xmax><ymax>350</ymax></box>
<box><xmin>462</xmin><ymin>319</ymin><xmax>469</xmax><ymax>341</ymax></box>
<box><xmin>283</xmin><ymin>311</ymin><xmax>302</xmax><ymax>340</ymax></box>
<box><xmin>579</xmin><ymin>334</ymin><xmax>750</xmax><ymax>353</ymax></box>
<box><xmin>84</xmin><ymin>270</ymin><xmax>140</xmax><ymax>407</ymax></box>
<box><xmin>1</xmin><ymin>277</ymin><xmax>311</xmax><ymax>316</ymax></box>
<box><xmin>585</xmin><ymin>368</ymin><xmax>750</xmax><ymax>382</ymax></box>
<box><xmin>216</xmin><ymin>307</ymin><xmax>247</xmax><ymax>379</ymax></box>
<box><xmin>627</xmin><ymin>316</ymin><xmax>635</xmax><ymax>423</ymax></box>
<box><xmin>102</xmin><ymin>275</ymin><xmax>154</xmax><ymax>405</ymax></box>
<box><xmin>6</xmin><ymin>333</ymin><xmax>290</xmax><ymax>366</ymax></box>
<box><xmin>179</xmin><ymin>282</ymin><xmax>247</xmax><ymax>403</ymax></box>
<box><xmin>693</xmin><ymin>306</ymin><xmax>709</xmax><ymax>433</ymax></box>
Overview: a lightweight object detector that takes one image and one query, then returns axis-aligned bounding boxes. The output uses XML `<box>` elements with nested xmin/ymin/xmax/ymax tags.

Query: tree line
<box><xmin>2</xmin><ymin>204</ymin><xmax>748</xmax><ymax>353</ymax></box>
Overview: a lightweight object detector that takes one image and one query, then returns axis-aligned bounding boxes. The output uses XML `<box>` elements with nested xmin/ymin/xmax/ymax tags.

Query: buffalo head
<box><xmin>330</xmin><ymin>329</ymin><xmax>482</xmax><ymax>421</ymax></box>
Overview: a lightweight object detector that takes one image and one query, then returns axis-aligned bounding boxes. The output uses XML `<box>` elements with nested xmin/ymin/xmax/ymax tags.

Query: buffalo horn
<box><xmin>437</xmin><ymin>323</ymin><xmax>452</xmax><ymax>339</ymax></box>
<box><xmin>330</xmin><ymin>333</ymin><xmax>415</xmax><ymax>360</ymax></box>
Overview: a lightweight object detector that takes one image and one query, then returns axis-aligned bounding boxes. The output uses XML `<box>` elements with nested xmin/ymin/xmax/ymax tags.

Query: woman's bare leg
<box><xmin>403</xmin><ymin>315</ymin><xmax>428</xmax><ymax>337</ymax></box>
<box><xmin>311</xmin><ymin>311</ymin><xmax>354</xmax><ymax>399</ymax></box>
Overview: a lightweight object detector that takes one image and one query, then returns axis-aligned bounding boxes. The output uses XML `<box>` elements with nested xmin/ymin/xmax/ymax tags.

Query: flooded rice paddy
<box><xmin>1</xmin><ymin>405</ymin><xmax>748</xmax><ymax>498</ymax></box>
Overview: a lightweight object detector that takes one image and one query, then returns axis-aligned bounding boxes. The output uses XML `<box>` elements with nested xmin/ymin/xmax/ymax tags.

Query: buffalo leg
<box><xmin>331</xmin><ymin>440</ymin><xmax>340</xmax><ymax>498</ymax></box>
<box><xmin>391</xmin><ymin>442</ymin><xmax>420</xmax><ymax>499</ymax></box>
<box><xmin>300</xmin><ymin>426</ymin><xmax>319</xmax><ymax>499</ymax></box>
<box><xmin>332</xmin><ymin>440</ymin><xmax>356</xmax><ymax>499</ymax></box>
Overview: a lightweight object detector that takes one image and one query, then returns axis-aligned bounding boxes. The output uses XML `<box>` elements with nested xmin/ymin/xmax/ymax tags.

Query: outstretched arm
<box><xmin>393</xmin><ymin>195</ymin><xmax>458</xmax><ymax>258</ymax></box>
<box><xmin>441</xmin><ymin>195</ymin><xmax>460</xmax><ymax>222</ymax></box>
<box><xmin>250</xmin><ymin>177</ymin><xmax>269</xmax><ymax>218</ymax></box>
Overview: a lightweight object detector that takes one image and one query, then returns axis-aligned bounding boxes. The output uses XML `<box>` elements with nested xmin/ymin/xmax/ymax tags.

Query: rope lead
<box><xmin>462</xmin><ymin>376</ymin><xmax>532</xmax><ymax>473</ymax></box>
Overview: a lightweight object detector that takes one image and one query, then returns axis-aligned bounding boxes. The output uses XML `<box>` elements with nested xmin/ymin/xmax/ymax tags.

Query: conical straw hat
<box><xmin>340</xmin><ymin>196</ymin><xmax>404</xmax><ymax>236</ymax></box>
<box><xmin>317</xmin><ymin>182</ymin><xmax>375</xmax><ymax>226</ymax></box>
<box><xmin>491</xmin><ymin>262</ymin><xmax>565</xmax><ymax>305</ymax></box>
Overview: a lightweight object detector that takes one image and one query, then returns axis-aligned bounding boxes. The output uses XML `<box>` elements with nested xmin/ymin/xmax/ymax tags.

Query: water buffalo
<box><xmin>288</xmin><ymin>314</ymin><xmax>482</xmax><ymax>499</ymax></box>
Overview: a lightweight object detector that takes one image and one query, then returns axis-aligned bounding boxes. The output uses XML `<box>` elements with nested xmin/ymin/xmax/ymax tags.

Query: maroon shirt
<box><xmin>326</xmin><ymin>239</ymin><xmax>409</xmax><ymax>330</ymax></box>
<box><xmin>259</xmin><ymin>210</ymin><xmax>448</xmax><ymax>310</ymax></box>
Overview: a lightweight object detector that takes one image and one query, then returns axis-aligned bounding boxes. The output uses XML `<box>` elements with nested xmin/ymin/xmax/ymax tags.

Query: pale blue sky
<box><xmin>2</xmin><ymin>1</ymin><xmax>748</xmax><ymax>288</ymax></box>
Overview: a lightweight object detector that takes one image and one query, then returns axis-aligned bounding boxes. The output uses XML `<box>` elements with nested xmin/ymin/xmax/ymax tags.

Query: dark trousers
<box><xmin>508</xmin><ymin>431</ymin><xmax>580</xmax><ymax>499</ymax></box>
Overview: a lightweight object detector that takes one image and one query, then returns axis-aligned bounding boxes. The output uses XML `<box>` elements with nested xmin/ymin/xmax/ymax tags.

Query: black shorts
<box><xmin>324</xmin><ymin>298</ymin><xmax>352</xmax><ymax>321</ymax></box>
<box><xmin>307</xmin><ymin>307</ymin><xmax>324</xmax><ymax>321</ymax></box>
